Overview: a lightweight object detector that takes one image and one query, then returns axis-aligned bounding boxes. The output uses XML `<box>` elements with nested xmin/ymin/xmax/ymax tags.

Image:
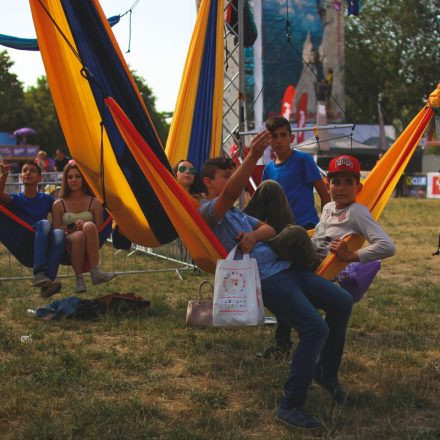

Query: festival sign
<box><xmin>253</xmin><ymin>0</ymin><xmax>345</xmax><ymax>124</ymax></box>
<box><xmin>426</xmin><ymin>173</ymin><xmax>440</xmax><ymax>199</ymax></box>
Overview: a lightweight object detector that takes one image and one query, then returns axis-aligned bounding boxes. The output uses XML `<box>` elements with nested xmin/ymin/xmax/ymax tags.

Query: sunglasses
<box><xmin>178</xmin><ymin>165</ymin><xmax>197</xmax><ymax>174</ymax></box>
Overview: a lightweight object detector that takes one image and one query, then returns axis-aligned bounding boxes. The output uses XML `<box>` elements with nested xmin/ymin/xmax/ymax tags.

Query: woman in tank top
<box><xmin>52</xmin><ymin>161</ymin><xmax>116</xmax><ymax>293</ymax></box>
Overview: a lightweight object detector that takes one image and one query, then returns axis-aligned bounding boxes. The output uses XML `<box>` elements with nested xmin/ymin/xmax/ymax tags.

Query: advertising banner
<box><xmin>401</xmin><ymin>175</ymin><xmax>427</xmax><ymax>198</ymax></box>
<box><xmin>251</xmin><ymin>0</ymin><xmax>345</xmax><ymax>124</ymax></box>
<box><xmin>426</xmin><ymin>173</ymin><xmax>440</xmax><ymax>199</ymax></box>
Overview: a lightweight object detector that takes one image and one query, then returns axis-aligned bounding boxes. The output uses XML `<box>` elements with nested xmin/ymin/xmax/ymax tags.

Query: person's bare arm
<box><xmin>91</xmin><ymin>198</ymin><xmax>104</xmax><ymax>229</ymax></box>
<box><xmin>51</xmin><ymin>200</ymin><xmax>64</xmax><ymax>230</ymax></box>
<box><xmin>314</xmin><ymin>179</ymin><xmax>330</xmax><ymax>211</ymax></box>
<box><xmin>0</xmin><ymin>163</ymin><xmax>12</xmax><ymax>204</ymax></box>
<box><xmin>236</xmin><ymin>222</ymin><xmax>276</xmax><ymax>253</ymax></box>
<box><xmin>214</xmin><ymin>131</ymin><xmax>271</xmax><ymax>220</ymax></box>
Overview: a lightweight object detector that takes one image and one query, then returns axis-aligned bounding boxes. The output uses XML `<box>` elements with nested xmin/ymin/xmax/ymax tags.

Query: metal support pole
<box><xmin>223</xmin><ymin>0</ymin><xmax>245</xmax><ymax>157</ymax></box>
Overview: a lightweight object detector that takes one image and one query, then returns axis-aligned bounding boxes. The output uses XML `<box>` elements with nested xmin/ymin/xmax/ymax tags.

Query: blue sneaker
<box><xmin>276</xmin><ymin>406</ymin><xmax>321</xmax><ymax>429</ymax></box>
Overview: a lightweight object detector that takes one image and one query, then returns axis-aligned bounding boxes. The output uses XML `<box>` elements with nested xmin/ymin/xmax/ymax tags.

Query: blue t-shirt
<box><xmin>262</xmin><ymin>151</ymin><xmax>321</xmax><ymax>227</ymax></box>
<box><xmin>199</xmin><ymin>198</ymin><xmax>291</xmax><ymax>280</ymax></box>
<box><xmin>9</xmin><ymin>192</ymin><xmax>54</xmax><ymax>226</ymax></box>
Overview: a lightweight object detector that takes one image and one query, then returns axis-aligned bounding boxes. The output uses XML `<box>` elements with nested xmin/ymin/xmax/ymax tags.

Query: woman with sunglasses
<box><xmin>173</xmin><ymin>160</ymin><xmax>206</xmax><ymax>201</ymax></box>
<box><xmin>52</xmin><ymin>160</ymin><xmax>116</xmax><ymax>293</ymax></box>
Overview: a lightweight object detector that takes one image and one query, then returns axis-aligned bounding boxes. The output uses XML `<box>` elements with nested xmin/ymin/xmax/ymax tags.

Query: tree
<box><xmin>131</xmin><ymin>71</ymin><xmax>170</xmax><ymax>145</ymax></box>
<box><xmin>345</xmin><ymin>0</ymin><xmax>440</xmax><ymax>127</ymax></box>
<box><xmin>0</xmin><ymin>51</ymin><xmax>28</xmax><ymax>133</ymax></box>
<box><xmin>24</xmin><ymin>76</ymin><xmax>65</xmax><ymax>155</ymax></box>
<box><xmin>22</xmin><ymin>71</ymin><xmax>169</xmax><ymax>155</ymax></box>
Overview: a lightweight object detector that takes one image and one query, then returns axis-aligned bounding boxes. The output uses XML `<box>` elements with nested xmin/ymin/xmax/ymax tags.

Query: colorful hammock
<box><xmin>165</xmin><ymin>0</ymin><xmax>224</xmax><ymax>173</ymax></box>
<box><xmin>30</xmin><ymin>0</ymin><xmax>176</xmax><ymax>247</ymax></box>
<box><xmin>0</xmin><ymin>15</ymin><xmax>120</xmax><ymax>51</ymax></box>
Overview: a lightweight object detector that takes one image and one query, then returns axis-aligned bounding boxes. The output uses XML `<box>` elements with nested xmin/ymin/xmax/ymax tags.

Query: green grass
<box><xmin>0</xmin><ymin>198</ymin><xmax>439</xmax><ymax>439</ymax></box>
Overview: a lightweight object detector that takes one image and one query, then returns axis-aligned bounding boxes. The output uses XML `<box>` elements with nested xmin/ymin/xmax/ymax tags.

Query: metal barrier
<box><xmin>3</xmin><ymin>171</ymin><xmax>62</xmax><ymax>195</ymax></box>
<box><xmin>0</xmin><ymin>239</ymin><xmax>197</xmax><ymax>282</ymax></box>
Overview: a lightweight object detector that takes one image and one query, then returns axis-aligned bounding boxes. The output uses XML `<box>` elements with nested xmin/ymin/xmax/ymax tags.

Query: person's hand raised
<box><xmin>248</xmin><ymin>130</ymin><xmax>271</xmax><ymax>160</ymax></box>
<box><xmin>0</xmin><ymin>162</ymin><xmax>10</xmax><ymax>176</ymax></box>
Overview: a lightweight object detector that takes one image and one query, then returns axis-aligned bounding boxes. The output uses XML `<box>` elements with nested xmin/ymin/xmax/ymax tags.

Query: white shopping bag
<box><xmin>213</xmin><ymin>245</ymin><xmax>264</xmax><ymax>327</ymax></box>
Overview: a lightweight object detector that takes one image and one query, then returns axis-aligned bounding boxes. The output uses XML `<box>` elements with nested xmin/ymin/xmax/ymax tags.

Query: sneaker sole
<box><xmin>40</xmin><ymin>282</ymin><xmax>62</xmax><ymax>298</ymax></box>
<box><xmin>276</xmin><ymin>415</ymin><xmax>321</xmax><ymax>430</ymax></box>
<box><xmin>34</xmin><ymin>279</ymin><xmax>52</xmax><ymax>288</ymax></box>
<box><xmin>91</xmin><ymin>273</ymin><xmax>117</xmax><ymax>286</ymax></box>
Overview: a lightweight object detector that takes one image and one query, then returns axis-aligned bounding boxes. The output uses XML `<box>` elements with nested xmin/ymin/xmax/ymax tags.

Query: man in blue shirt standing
<box><xmin>0</xmin><ymin>161</ymin><xmax>65</xmax><ymax>297</ymax></box>
<box><xmin>262</xmin><ymin>116</ymin><xmax>330</xmax><ymax>229</ymax></box>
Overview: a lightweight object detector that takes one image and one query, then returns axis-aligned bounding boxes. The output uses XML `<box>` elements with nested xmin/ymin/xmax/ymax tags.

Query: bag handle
<box><xmin>198</xmin><ymin>280</ymin><xmax>213</xmax><ymax>301</ymax></box>
<box><xmin>226</xmin><ymin>244</ymin><xmax>250</xmax><ymax>261</ymax></box>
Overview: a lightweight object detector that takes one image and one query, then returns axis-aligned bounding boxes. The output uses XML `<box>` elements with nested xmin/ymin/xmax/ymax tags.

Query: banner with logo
<box><xmin>426</xmin><ymin>173</ymin><xmax>440</xmax><ymax>199</ymax></box>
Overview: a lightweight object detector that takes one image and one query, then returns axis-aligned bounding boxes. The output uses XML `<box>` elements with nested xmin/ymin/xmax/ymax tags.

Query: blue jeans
<box><xmin>261</xmin><ymin>267</ymin><xmax>353</xmax><ymax>408</ymax></box>
<box><xmin>33</xmin><ymin>220</ymin><xmax>66</xmax><ymax>280</ymax></box>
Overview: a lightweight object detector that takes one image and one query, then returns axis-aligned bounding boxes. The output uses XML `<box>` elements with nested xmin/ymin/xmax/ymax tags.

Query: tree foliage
<box><xmin>345</xmin><ymin>0</ymin><xmax>440</xmax><ymax>127</ymax></box>
<box><xmin>0</xmin><ymin>51</ymin><xmax>28</xmax><ymax>133</ymax></box>
<box><xmin>24</xmin><ymin>76</ymin><xmax>65</xmax><ymax>154</ymax></box>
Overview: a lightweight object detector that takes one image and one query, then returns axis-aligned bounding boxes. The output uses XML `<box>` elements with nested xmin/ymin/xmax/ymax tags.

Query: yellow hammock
<box><xmin>165</xmin><ymin>0</ymin><xmax>224</xmax><ymax>168</ymax></box>
<box><xmin>316</xmin><ymin>95</ymin><xmax>437</xmax><ymax>280</ymax></box>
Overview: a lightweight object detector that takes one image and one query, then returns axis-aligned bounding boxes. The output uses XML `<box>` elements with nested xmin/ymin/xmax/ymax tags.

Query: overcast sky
<box><xmin>1</xmin><ymin>0</ymin><xmax>197</xmax><ymax>112</ymax></box>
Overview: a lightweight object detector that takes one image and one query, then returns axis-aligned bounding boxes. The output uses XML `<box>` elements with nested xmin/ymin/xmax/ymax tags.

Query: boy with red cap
<box><xmin>311</xmin><ymin>155</ymin><xmax>395</xmax><ymax>264</ymax></box>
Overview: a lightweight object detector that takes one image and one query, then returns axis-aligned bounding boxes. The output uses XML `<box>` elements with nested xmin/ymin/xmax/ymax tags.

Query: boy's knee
<box><xmin>269</xmin><ymin>225</ymin><xmax>315</xmax><ymax>267</ymax></box>
<box><xmin>35</xmin><ymin>219</ymin><xmax>51</xmax><ymax>234</ymax></box>
<box><xmin>259</xmin><ymin>179</ymin><xmax>284</xmax><ymax>196</ymax></box>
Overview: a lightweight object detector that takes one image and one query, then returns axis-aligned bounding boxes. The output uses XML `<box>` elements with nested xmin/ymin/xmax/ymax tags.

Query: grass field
<box><xmin>0</xmin><ymin>198</ymin><xmax>439</xmax><ymax>439</ymax></box>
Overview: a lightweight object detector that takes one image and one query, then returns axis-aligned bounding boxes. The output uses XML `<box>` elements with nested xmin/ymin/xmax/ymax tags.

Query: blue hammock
<box><xmin>0</xmin><ymin>15</ymin><xmax>120</xmax><ymax>51</ymax></box>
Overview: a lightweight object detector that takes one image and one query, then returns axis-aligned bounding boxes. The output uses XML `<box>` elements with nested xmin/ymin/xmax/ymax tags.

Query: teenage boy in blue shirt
<box><xmin>199</xmin><ymin>131</ymin><xmax>353</xmax><ymax>430</ymax></box>
<box><xmin>0</xmin><ymin>161</ymin><xmax>65</xmax><ymax>297</ymax></box>
<box><xmin>262</xmin><ymin>115</ymin><xmax>330</xmax><ymax>229</ymax></box>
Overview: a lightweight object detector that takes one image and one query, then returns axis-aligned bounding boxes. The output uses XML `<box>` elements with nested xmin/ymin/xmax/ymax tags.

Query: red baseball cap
<box><xmin>327</xmin><ymin>155</ymin><xmax>361</xmax><ymax>177</ymax></box>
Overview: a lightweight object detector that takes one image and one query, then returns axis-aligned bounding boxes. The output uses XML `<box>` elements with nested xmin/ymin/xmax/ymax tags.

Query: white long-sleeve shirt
<box><xmin>311</xmin><ymin>201</ymin><xmax>396</xmax><ymax>263</ymax></box>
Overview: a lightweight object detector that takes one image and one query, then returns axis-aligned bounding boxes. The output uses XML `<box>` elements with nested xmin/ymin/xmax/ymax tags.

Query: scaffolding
<box><xmin>222</xmin><ymin>0</ymin><xmax>246</xmax><ymax>157</ymax></box>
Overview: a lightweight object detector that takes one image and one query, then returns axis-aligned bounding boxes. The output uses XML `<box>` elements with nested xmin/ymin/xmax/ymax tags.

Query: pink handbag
<box><xmin>186</xmin><ymin>280</ymin><xmax>213</xmax><ymax>328</ymax></box>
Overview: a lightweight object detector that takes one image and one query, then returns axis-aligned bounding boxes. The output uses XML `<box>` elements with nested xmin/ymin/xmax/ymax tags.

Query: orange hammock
<box><xmin>316</xmin><ymin>92</ymin><xmax>437</xmax><ymax>279</ymax></box>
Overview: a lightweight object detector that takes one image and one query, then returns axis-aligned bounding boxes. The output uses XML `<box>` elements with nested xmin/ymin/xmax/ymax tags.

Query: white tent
<box><xmin>295</xmin><ymin>132</ymin><xmax>379</xmax><ymax>154</ymax></box>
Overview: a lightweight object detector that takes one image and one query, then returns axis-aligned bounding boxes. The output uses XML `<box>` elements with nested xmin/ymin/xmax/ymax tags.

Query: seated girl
<box><xmin>52</xmin><ymin>161</ymin><xmax>116</xmax><ymax>293</ymax></box>
<box><xmin>173</xmin><ymin>160</ymin><xmax>206</xmax><ymax>201</ymax></box>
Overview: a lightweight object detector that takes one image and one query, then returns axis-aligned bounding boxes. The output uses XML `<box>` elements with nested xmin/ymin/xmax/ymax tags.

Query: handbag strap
<box><xmin>226</xmin><ymin>244</ymin><xmax>250</xmax><ymax>261</ymax></box>
<box><xmin>198</xmin><ymin>280</ymin><xmax>213</xmax><ymax>301</ymax></box>
<box><xmin>226</xmin><ymin>244</ymin><xmax>238</xmax><ymax>261</ymax></box>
